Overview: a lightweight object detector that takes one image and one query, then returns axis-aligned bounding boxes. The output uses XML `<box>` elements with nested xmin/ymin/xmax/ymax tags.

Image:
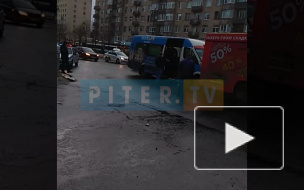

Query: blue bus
<box><xmin>128</xmin><ymin>35</ymin><xmax>205</xmax><ymax>78</ymax></box>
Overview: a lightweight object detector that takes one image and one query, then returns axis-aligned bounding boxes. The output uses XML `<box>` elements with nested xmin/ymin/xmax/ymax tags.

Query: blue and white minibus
<box><xmin>128</xmin><ymin>35</ymin><xmax>205</xmax><ymax>78</ymax></box>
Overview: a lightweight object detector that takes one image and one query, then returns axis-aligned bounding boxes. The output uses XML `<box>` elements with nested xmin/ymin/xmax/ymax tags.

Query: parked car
<box><xmin>0</xmin><ymin>6</ymin><xmax>4</xmax><ymax>37</ymax></box>
<box><xmin>59</xmin><ymin>46</ymin><xmax>79</xmax><ymax>68</ymax></box>
<box><xmin>104</xmin><ymin>50</ymin><xmax>128</xmax><ymax>64</ymax></box>
<box><xmin>0</xmin><ymin>0</ymin><xmax>45</xmax><ymax>27</ymax></box>
<box><xmin>75</xmin><ymin>46</ymin><xmax>99</xmax><ymax>61</ymax></box>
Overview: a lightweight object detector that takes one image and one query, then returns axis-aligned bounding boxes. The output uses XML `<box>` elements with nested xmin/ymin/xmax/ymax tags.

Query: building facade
<box><xmin>57</xmin><ymin>0</ymin><xmax>93</xmax><ymax>40</ymax></box>
<box><xmin>93</xmin><ymin>0</ymin><xmax>247</xmax><ymax>44</ymax></box>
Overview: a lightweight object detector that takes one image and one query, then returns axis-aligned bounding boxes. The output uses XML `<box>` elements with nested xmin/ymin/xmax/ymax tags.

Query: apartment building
<box><xmin>57</xmin><ymin>0</ymin><xmax>93</xmax><ymax>38</ymax></box>
<box><xmin>93</xmin><ymin>0</ymin><xmax>247</xmax><ymax>43</ymax></box>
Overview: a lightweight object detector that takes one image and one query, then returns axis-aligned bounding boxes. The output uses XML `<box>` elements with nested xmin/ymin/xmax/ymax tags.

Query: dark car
<box><xmin>0</xmin><ymin>6</ymin><xmax>4</xmax><ymax>37</ymax></box>
<box><xmin>75</xmin><ymin>46</ymin><xmax>99</xmax><ymax>62</ymax></box>
<box><xmin>0</xmin><ymin>0</ymin><xmax>45</xmax><ymax>27</ymax></box>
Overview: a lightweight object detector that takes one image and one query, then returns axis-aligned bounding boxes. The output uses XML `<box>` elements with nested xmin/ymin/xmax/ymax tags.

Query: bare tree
<box><xmin>57</xmin><ymin>23</ymin><xmax>67</xmax><ymax>42</ymax></box>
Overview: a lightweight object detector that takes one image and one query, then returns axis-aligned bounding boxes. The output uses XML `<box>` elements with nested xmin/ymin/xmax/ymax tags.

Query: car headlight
<box><xmin>41</xmin><ymin>13</ymin><xmax>45</xmax><ymax>17</ymax></box>
<box><xmin>19</xmin><ymin>11</ymin><xmax>28</xmax><ymax>16</ymax></box>
<box><xmin>120</xmin><ymin>57</ymin><xmax>124</xmax><ymax>60</ymax></box>
<box><xmin>85</xmin><ymin>53</ymin><xmax>90</xmax><ymax>56</ymax></box>
<box><xmin>97</xmin><ymin>54</ymin><xmax>99</xmax><ymax>57</ymax></box>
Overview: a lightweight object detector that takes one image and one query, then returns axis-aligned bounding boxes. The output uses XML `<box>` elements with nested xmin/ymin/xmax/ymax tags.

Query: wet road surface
<box><xmin>57</xmin><ymin>59</ymin><xmax>247</xmax><ymax>189</ymax></box>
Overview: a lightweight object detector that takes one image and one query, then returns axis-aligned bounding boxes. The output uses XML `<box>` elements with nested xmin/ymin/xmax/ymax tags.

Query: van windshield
<box><xmin>195</xmin><ymin>48</ymin><xmax>203</xmax><ymax>60</ymax></box>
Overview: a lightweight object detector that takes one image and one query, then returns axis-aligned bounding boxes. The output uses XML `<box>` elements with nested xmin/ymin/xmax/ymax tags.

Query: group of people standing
<box><xmin>155</xmin><ymin>51</ymin><xmax>200</xmax><ymax>80</ymax></box>
<box><xmin>57</xmin><ymin>41</ymin><xmax>72</xmax><ymax>75</ymax></box>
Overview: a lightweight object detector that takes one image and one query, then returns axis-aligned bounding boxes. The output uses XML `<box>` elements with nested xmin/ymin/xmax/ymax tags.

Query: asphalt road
<box><xmin>57</xmin><ymin>58</ymin><xmax>247</xmax><ymax>189</ymax></box>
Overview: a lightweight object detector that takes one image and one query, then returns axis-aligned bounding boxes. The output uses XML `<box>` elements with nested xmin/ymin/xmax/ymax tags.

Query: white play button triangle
<box><xmin>225</xmin><ymin>123</ymin><xmax>255</xmax><ymax>154</ymax></box>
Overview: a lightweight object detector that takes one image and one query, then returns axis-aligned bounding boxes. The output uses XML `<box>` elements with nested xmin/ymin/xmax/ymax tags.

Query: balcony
<box><xmin>93</xmin><ymin>14</ymin><xmax>100</xmax><ymax>19</ymax></box>
<box><xmin>131</xmin><ymin>30</ymin><xmax>139</xmax><ymax>35</ymax></box>
<box><xmin>188</xmin><ymin>31</ymin><xmax>199</xmax><ymax>39</ymax></box>
<box><xmin>191</xmin><ymin>5</ymin><xmax>203</xmax><ymax>12</ymax></box>
<box><xmin>134</xmin><ymin>1</ymin><xmax>141</xmax><ymax>6</ymax></box>
<box><xmin>132</xmin><ymin>20</ymin><xmax>140</xmax><ymax>27</ymax></box>
<box><xmin>190</xmin><ymin>18</ymin><xmax>201</xmax><ymax>25</ymax></box>
<box><xmin>132</xmin><ymin>10</ymin><xmax>141</xmax><ymax>17</ymax></box>
<box><xmin>94</xmin><ymin>5</ymin><xmax>100</xmax><ymax>10</ymax></box>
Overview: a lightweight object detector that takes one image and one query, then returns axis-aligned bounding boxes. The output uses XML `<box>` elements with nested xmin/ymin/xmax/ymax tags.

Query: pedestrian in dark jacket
<box><xmin>179</xmin><ymin>53</ymin><xmax>200</xmax><ymax>79</ymax></box>
<box><xmin>60</xmin><ymin>41</ymin><xmax>70</xmax><ymax>73</ymax></box>
<box><xmin>155</xmin><ymin>52</ymin><xmax>167</xmax><ymax>80</ymax></box>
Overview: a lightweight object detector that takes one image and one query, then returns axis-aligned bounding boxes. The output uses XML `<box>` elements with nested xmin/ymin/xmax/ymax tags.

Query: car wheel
<box><xmin>75</xmin><ymin>60</ymin><xmax>78</xmax><ymax>67</ymax></box>
<box><xmin>116</xmin><ymin>59</ymin><xmax>120</xmax><ymax>64</ymax></box>
<box><xmin>95</xmin><ymin>59</ymin><xmax>98</xmax><ymax>62</ymax></box>
<box><xmin>105</xmin><ymin>57</ymin><xmax>109</xmax><ymax>62</ymax></box>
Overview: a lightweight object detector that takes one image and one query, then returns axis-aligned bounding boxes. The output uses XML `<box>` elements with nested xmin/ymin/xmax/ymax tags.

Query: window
<box><xmin>205</xmin><ymin>0</ymin><xmax>211</xmax><ymax>7</ymax></box>
<box><xmin>149</xmin><ymin>27</ymin><xmax>156</xmax><ymax>32</ymax></box>
<box><xmin>184</xmin><ymin>25</ymin><xmax>189</xmax><ymax>32</ymax></box>
<box><xmin>129</xmin><ymin>16</ymin><xmax>133</xmax><ymax>21</ymax></box>
<box><xmin>140</xmin><ymin>26</ymin><xmax>144</xmax><ymax>32</ymax></box>
<box><xmin>125</xmin><ymin>7</ymin><xmax>128</xmax><ymax>13</ymax></box>
<box><xmin>142</xmin><ymin>6</ymin><xmax>146</xmax><ymax>12</ymax></box>
<box><xmin>185</xmin><ymin>13</ymin><xmax>190</xmax><ymax>21</ymax></box>
<box><xmin>166</xmin><ymin>14</ymin><xmax>173</xmax><ymax>20</ymax></box>
<box><xmin>163</xmin><ymin>25</ymin><xmax>172</xmax><ymax>32</ymax></box>
<box><xmin>202</xmin><ymin>25</ymin><xmax>207</xmax><ymax>33</ymax></box>
<box><xmin>237</xmin><ymin>10</ymin><xmax>246</xmax><ymax>18</ymax></box>
<box><xmin>214</xmin><ymin>11</ymin><xmax>220</xmax><ymax>19</ymax></box>
<box><xmin>204</xmin><ymin>12</ymin><xmax>210</xmax><ymax>20</ymax></box>
<box><xmin>192</xmin><ymin>27</ymin><xmax>197</xmax><ymax>32</ymax></box>
<box><xmin>177</xmin><ymin>13</ymin><xmax>182</xmax><ymax>21</ymax></box>
<box><xmin>128</xmin><ymin>26</ymin><xmax>132</xmax><ymax>31</ymax></box>
<box><xmin>192</xmin><ymin>0</ymin><xmax>202</xmax><ymax>6</ymax></box>
<box><xmin>125</xmin><ymin>17</ymin><xmax>127</xmax><ymax>22</ymax></box>
<box><xmin>83</xmin><ymin>12</ymin><xmax>85</xmax><ymax>15</ymax></box>
<box><xmin>216</xmin><ymin>0</ymin><xmax>222</xmax><ymax>6</ymax></box>
<box><xmin>194</xmin><ymin>13</ymin><xmax>200</xmax><ymax>19</ymax></box>
<box><xmin>212</xmin><ymin>26</ymin><xmax>219</xmax><ymax>32</ymax></box>
<box><xmin>175</xmin><ymin>25</ymin><xmax>180</xmax><ymax>33</ymax></box>
<box><xmin>116</xmin><ymin>17</ymin><xmax>121</xmax><ymax>22</ymax></box>
<box><xmin>224</xmin><ymin>0</ymin><xmax>235</xmax><ymax>4</ymax></box>
<box><xmin>179</xmin><ymin>2</ymin><xmax>183</xmax><ymax>8</ymax></box>
<box><xmin>237</xmin><ymin>0</ymin><xmax>247</xmax><ymax>2</ymax></box>
<box><xmin>118</xmin><ymin>8</ymin><xmax>122</xmax><ymax>13</ymax></box>
<box><xmin>150</xmin><ymin>3</ymin><xmax>158</xmax><ymax>10</ymax></box>
<box><xmin>219</xmin><ymin>24</ymin><xmax>231</xmax><ymax>32</ymax></box>
<box><xmin>167</xmin><ymin>2</ymin><xmax>175</xmax><ymax>9</ymax></box>
<box><xmin>221</xmin><ymin>10</ymin><xmax>234</xmax><ymax>18</ymax></box>
<box><xmin>186</xmin><ymin>1</ymin><xmax>191</xmax><ymax>8</ymax></box>
<box><xmin>158</xmin><ymin>14</ymin><xmax>165</xmax><ymax>21</ymax></box>
<box><xmin>123</xmin><ymin>26</ymin><xmax>126</xmax><ymax>32</ymax></box>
